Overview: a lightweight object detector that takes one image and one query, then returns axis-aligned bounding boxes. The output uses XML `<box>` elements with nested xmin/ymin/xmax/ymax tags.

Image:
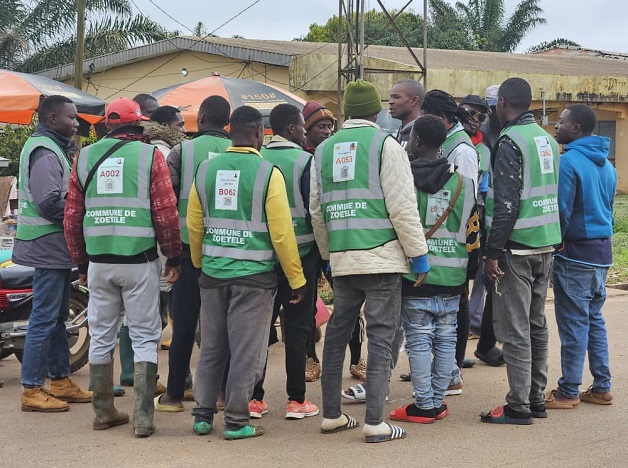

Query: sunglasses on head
<box><xmin>462</xmin><ymin>107</ymin><xmax>487</xmax><ymax>122</ymax></box>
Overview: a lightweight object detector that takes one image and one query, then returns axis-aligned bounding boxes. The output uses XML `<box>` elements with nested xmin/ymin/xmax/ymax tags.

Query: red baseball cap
<box><xmin>106</xmin><ymin>97</ymin><xmax>148</xmax><ymax>124</ymax></box>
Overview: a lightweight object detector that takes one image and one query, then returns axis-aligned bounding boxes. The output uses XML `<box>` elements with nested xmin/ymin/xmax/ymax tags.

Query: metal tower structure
<box><xmin>336</xmin><ymin>0</ymin><xmax>428</xmax><ymax>121</ymax></box>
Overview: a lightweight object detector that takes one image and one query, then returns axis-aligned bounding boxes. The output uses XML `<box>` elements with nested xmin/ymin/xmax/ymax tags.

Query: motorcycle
<box><xmin>0</xmin><ymin>264</ymin><xmax>90</xmax><ymax>374</ymax></box>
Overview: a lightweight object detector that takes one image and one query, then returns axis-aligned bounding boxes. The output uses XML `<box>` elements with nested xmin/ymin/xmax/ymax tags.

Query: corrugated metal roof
<box><xmin>37</xmin><ymin>36</ymin><xmax>628</xmax><ymax>81</ymax></box>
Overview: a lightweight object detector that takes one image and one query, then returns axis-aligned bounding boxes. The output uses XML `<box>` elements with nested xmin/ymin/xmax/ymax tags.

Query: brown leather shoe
<box><xmin>21</xmin><ymin>387</ymin><xmax>69</xmax><ymax>412</ymax></box>
<box><xmin>580</xmin><ymin>386</ymin><xmax>613</xmax><ymax>405</ymax></box>
<box><xmin>49</xmin><ymin>377</ymin><xmax>92</xmax><ymax>403</ymax></box>
<box><xmin>154</xmin><ymin>380</ymin><xmax>167</xmax><ymax>397</ymax></box>
<box><xmin>545</xmin><ymin>389</ymin><xmax>579</xmax><ymax>409</ymax></box>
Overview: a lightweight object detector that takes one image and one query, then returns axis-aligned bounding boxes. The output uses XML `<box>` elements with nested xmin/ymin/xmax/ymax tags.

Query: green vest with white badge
<box><xmin>17</xmin><ymin>136</ymin><xmax>71</xmax><ymax>241</ymax></box>
<box><xmin>195</xmin><ymin>150</ymin><xmax>276</xmax><ymax>279</ymax></box>
<box><xmin>76</xmin><ymin>139</ymin><xmax>156</xmax><ymax>256</ymax></box>
<box><xmin>314</xmin><ymin>126</ymin><xmax>397</xmax><ymax>253</ymax></box>
<box><xmin>485</xmin><ymin>123</ymin><xmax>561</xmax><ymax>248</ymax></box>
<box><xmin>405</xmin><ymin>172</ymin><xmax>476</xmax><ymax>287</ymax></box>
<box><xmin>178</xmin><ymin>135</ymin><xmax>231</xmax><ymax>244</ymax></box>
<box><xmin>261</xmin><ymin>145</ymin><xmax>314</xmax><ymax>257</ymax></box>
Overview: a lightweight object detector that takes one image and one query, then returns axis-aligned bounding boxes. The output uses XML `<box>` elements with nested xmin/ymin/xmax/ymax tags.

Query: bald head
<box><xmin>389</xmin><ymin>79</ymin><xmax>425</xmax><ymax>126</ymax></box>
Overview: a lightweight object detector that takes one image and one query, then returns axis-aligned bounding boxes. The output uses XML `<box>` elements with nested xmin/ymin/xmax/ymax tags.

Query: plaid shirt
<box><xmin>64</xmin><ymin>131</ymin><xmax>182</xmax><ymax>269</ymax></box>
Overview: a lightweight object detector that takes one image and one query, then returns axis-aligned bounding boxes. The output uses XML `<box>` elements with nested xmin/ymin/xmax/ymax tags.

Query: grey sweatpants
<box><xmin>492</xmin><ymin>251</ymin><xmax>551</xmax><ymax>413</ymax></box>
<box><xmin>193</xmin><ymin>284</ymin><xmax>275</xmax><ymax>431</ymax></box>
<box><xmin>87</xmin><ymin>260</ymin><xmax>162</xmax><ymax>365</ymax></box>
<box><xmin>322</xmin><ymin>273</ymin><xmax>402</xmax><ymax>426</ymax></box>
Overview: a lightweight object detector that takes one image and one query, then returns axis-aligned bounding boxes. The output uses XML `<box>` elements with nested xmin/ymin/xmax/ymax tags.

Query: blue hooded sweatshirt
<box><xmin>555</xmin><ymin>135</ymin><xmax>616</xmax><ymax>266</ymax></box>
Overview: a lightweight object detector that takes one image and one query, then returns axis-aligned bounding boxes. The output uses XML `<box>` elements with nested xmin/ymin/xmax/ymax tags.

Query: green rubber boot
<box><xmin>90</xmin><ymin>362</ymin><xmax>129</xmax><ymax>430</ymax></box>
<box><xmin>119</xmin><ymin>325</ymin><xmax>134</xmax><ymax>386</ymax></box>
<box><xmin>133</xmin><ymin>361</ymin><xmax>157</xmax><ymax>437</ymax></box>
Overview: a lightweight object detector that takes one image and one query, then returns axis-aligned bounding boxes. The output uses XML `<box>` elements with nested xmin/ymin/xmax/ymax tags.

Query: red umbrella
<box><xmin>151</xmin><ymin>74</ymin><xmax>306</xmax><ymax>133</ymax></box>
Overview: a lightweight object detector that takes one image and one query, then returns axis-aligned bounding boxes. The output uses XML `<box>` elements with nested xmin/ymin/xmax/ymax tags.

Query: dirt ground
<box><xmin>1</xmin><ymin>288</ymin><xmax>627</xmax><ymax>468</ymax></box>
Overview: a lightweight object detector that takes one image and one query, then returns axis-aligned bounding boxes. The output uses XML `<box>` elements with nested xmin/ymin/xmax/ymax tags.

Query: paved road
<box><xmin>1</xmin><ymin>289</ymin><xmax>627</xmax><ymax>467</ymax></box>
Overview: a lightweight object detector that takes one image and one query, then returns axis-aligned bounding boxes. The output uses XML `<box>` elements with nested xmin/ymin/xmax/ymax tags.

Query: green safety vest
<box><xmin>261</xmin><ymin>144</ymin><xmax>315</xmax><ymax>257</ymax></box>
<box><xmin>314</xmin><ymin>126</ymin><xmax>397</xmax><ymax>253</ymax></box>
<box><xmin>178</xmin><ymin>135</ymin><xmax>231</xmax><ymax>244</ymax></box>
<box><xmin>485</xmin><ymin>123</ymin><xmax>561</xmax><ymax>248</ymax></box>
<box><xmin>405</xmin><ymin>173</ymin><xmax>476</xmax><ymax>287</ymax></box>
<box><xmin>195</xmin><ymin>150</ymin><xmax>276</xmax><ymax>279</ymax></box>
<box><xmin>442</xmin><ymin>128</ymin><xmax>475</xmax><ymax>164</ymax></box>
<box><xmin>16</xmin><ymin>136</ymin><xmax>70</xmax><ymax>241</ymax></box>
<box><xmin>476</xmin><ymin>141</ymin><xmax>491</xmax><ymax>187</ymax></box>
<box><xmin>76</xmin><ymin>139</ymin><xmax>157</xmax><ymax>256</ymax></box>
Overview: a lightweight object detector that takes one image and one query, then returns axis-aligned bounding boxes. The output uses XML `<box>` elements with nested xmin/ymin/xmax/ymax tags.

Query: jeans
<box><xmin>167</xmin><ymin>256</ymin><xmax>201</xmax><ymax>399</ymax></box>
<box><xmin>492</xmin><ymin>251</ymin><xmax>551</xmax><ymax>414</ymax></box>
<box><xmin>402</xmin><ymin>295</ymin><xmax>459</xmax><ymax>410</ymax></box>
<box><xmin>21</xmin><ymin>268</ymin><xmax>72</xmax><ymax>387</ymax></box>
<box><xmin>321</xmin><ymin>273</ymin><xmax>401</xmax><ymax>426</ymax></box>
<box><xmin>552</xmin><ymin>257</ymin><xmax>611</xmax><ymax>398</ymax></box>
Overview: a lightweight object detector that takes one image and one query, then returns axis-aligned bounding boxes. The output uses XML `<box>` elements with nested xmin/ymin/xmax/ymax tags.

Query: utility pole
<box><xmin>74</xmin><ymin>0</ymin><xmax>86</xmax><ymax>91</ymax></box>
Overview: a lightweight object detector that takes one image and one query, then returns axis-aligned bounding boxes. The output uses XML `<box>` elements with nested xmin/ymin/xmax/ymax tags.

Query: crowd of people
<box><xmin>14</xmin><ymin>74</ymin><xmax>616</xmax><ymax>442</ymax></box>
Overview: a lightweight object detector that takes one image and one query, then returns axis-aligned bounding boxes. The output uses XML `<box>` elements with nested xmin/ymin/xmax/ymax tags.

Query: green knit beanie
<box><xmin>344</xmin><ymin>79</ymin><xmax>382</xmax><ymax>118</ymax></box>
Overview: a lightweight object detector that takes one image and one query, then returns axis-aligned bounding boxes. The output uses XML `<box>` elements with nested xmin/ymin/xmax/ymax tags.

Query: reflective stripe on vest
<box><xmin>314</xmin><ymin>127</ymin><xmax>397</xmax><ymax>252</ymax></box>
<box><xmin>195</xmin><ymin>153</ymin><xmax>275</xmax><ymax>266</ymax></box>
<box><xmin>17</xmin><ymin>136</ymin><xmax>71</xmax><ymax>240</ymax></box>
<box><xmin>178</xmin><ymin>136</ymin><xmax>231</xmax><ymax>243</ymax></box>
<box><xmin>485</xmin><ymin>123</ymin><xmax>560</xmax><ymax>247</ymax></box>
<box><xmin>261</xmin><ymin>145</ymin><xmax>314</xmax><ymax>256</ymax></box>
<box><xmin>442</xmin><ymin>129</ymin><xmax>474</xmax><ymax>164</ymax></box>
<box><xmin>76</xmin><ymin>140</ymin><xmax>157</xmax><ymax>256</ymax></box>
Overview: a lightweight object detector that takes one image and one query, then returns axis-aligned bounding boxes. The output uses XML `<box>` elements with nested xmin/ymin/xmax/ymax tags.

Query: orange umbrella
<box><xmin>0</xmin><ymin>69</ymin><xmax>105</xmax><ymax>126</ymax></box>
<box><xmin>151</xmin><ymin>75</ymin><xmax>306</xmax><ymax>133</ymax></box>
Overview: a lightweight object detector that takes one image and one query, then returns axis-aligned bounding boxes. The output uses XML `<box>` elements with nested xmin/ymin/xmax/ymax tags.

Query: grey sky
<box><xmin>137</xmin><ymin>0</ymin><xmax>627</xmax><ymax>53</ymax></box>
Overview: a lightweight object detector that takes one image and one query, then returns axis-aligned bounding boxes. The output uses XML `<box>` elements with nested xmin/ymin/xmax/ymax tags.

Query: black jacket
<box><xmin>485</xmin><ymin>111</ymin><xmax>538</xmax><ymax>259</ymax></box>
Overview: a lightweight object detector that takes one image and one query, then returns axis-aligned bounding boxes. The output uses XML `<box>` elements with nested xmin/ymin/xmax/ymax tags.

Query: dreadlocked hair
<box><xmin>421</xmin><ymin>89</ymin><xmax>469</xmax><ymax>125</ymax></box>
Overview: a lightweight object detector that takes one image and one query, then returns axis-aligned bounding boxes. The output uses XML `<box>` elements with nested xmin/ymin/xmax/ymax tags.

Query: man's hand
<box><xmin>79</xmin><ymin>273</ymin><xmax>88</xmax><ymax>287</ymax></box>
<box><xmin>164</xmin><ymin>265</ymin><xmax>181</xmax><ymax>283</ymax></box>
<box><xmin>484</xmin><ymin>257</ymin><xmax>504</xmax><ymax>283</ymax></box>
<box><xmin>413</xmin><ymin>272</ymin><xmax>428</xmax><ymax>287</ymax></box>
<box><xmin>290</xmin><ymin>285</ymin><xmax>307</xmax><ymax>304</ymax></box>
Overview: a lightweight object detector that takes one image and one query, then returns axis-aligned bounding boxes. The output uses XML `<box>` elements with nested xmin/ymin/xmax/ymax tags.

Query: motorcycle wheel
<box><xmin>14</xmin><ymin>288</ymin><xmax>90</xmax><ymax>374</ymax></box>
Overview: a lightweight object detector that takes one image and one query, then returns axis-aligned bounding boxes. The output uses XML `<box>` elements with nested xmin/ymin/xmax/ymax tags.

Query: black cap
<box><xmin>459</xmin><ymin>95</ymin><xmax>489</xmax><ymax>112</ymax></box>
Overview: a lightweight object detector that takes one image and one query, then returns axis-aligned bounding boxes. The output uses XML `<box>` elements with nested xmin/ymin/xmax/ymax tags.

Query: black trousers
<box><xmin>455</xmin><ymin>282</ymin><xmax>470</xmax><ymax>367</ymax></box>
<box><xmin>477</xmin><ymin>289</ymin><xmax>498</xmax><ymax>353</ymax></box>
<box><xmin>166</xmin><ymin>256</ymin><xmax>200</xmax><ymax>399</ymax></box>
<box><xmin>253</xmin><ymin>247</ymin><xmax>319</xmax><ymax>402</ymax></box>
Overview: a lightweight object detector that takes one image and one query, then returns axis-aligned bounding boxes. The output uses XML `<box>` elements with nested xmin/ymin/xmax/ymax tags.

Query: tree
<box><xmin>297</xmin><ymin>0</ymin><xmax>576</xmax><ymax>54</ymax></box>
<box><xmin>0</xmin><ymin>0</ymin><xmax>169</xmax><ymax>72</ymax></box>
<box><xmin>527</xmin><ymin>38</ymin><xmax>581</xmax><ymax>54</ymax></box>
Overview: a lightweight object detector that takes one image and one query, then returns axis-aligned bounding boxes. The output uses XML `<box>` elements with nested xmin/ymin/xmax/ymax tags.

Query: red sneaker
<box><xmin>249</xmin><ymin>399</ymin><xmax>268</xmax><ymax>419</ymax></box>
<box><xmin>285</xmin><ymin>399</ymin><xmax>319</xmax><ymax>419</ymax></box>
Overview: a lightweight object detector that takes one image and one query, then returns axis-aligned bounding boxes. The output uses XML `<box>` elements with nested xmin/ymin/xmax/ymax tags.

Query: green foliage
<box><xmin>610</xmin><ymin>195</ymin><xmax>628</xmax><ymax>284</ymax></box>
<box><xmin>297</xmin><ymin>0</ymin><xmax>561</xmax><ymax>53</ymax></box>
<box><xmin>0</xmin><ymin>123</ymin><xmax>35</xmax><ymax>177</ymax></box>
<box><xmin>527</xmin><ymin>38</ymin><xmax>581</xmax><ymax>54</ymax></box>
<box><xmin>1</xmin><ymin>0</ymin><xmax>169</xmax><ymax>72</ymax></box>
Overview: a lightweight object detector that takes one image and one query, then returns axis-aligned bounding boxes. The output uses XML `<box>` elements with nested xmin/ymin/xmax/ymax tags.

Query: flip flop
<box><xmin>320</xmin><ymin>414</ymin><xmax>360</xmax><ymax>434</ymax></box>
<box><xmin>364</xmin><ymin>423</ymin><xmax>407</xmax><ymax>443</ymax></box>
<box><xmin>341</xmin><ymin>384</ymin><xmax>366</xmax><ymax>401</ymax></box>
<box><xmin>154</xmin><ymin>394</ymin><xmax>184</xmax><ymax>413</ymax></box>
<box><xmin>480</xmin><ymin>405</ymin><xmax>533</xmax><ymax>425</ymax></box>
<box><xmin>224</xmin><ymin>425</ymin><xmax>265</xmax><ymax>440</ymax></box>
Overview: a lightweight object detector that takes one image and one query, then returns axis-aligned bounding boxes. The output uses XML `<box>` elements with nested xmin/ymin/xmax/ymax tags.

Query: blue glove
<box><xmin>411</xmin><ymin>255</ymin><xmax>430</xmax><ymax>274</ymax></box>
